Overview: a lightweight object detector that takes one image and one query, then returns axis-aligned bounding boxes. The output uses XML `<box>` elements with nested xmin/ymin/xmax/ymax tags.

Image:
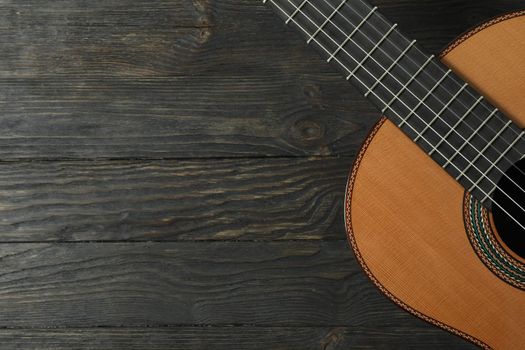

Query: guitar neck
<box><xmin>264</xmin><ymin>0</ymin><xmax>525</xmax><ymax>208</ymax></box>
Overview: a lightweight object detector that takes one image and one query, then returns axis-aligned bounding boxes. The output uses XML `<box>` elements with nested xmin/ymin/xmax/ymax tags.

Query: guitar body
<box><xmin>346</xmin><ymin>12</ymin><xmax>525</xmax><ymax>350</ymax></box>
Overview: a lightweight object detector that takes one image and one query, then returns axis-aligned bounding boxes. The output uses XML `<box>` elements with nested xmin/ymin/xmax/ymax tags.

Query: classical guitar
<box><xmin>263</xmin><ymin>0</ymin><xmax>525</xmax><ymax>348</ymax></box>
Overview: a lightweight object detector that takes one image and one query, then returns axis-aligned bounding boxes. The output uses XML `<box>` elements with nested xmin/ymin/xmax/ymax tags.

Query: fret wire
<box><xmin>442</xmin><ymin>108</ymin><xmax>499</xmax><ymax>169</ymax></box>
<box><xmin>285</xmin><ymin>0</ymin><xmax>308</xmax><ymax>24</ymax></box>
<box><xmin>351</xmin><ymin>0</ymin><xmax>525</xmax><ymax>144</ymax></box>
<box><xmin>429</xmin><ymin>96</ymin><xmax>484</xmax><ymax>157</ymax></box>
<box><xmin>398</xmin><ymin>69</ymin><xmax>451</xmax><ymax>128</ymax></box>
<box><xmin>316</xmin><ymin>0</ymin><xmax>525</xmax><ymax>206</ymax></box>
<box><xmin>287</xmin><ymin>1</ymin><xmax>410</xmax><ymax>111</ymax></box>
<box><xmin>365</xmin><ymin>39</ymin><xmax>416</xmax><ymax>97</ymax></box>
<box><xmin>263</xmin><ymin>0</ymin><xmax>372</xmax><ymax>97</ymax></box>
<box><xmin>346</xmin><ymin>23</ymin><xmax>398</xmax><ymax>81</ymax></box>
<box><xmin>350</xmin><ymin>0</ymin><xmax>525</xmax><ymax>173</ymax></box>
<box><xmin>292</xmin><ymin>0</ymin><xmax>522</xmax><ymax>208</ymax></box>
<box><xmin>414</xmin><ymin>83</ymin><xmax>468</xmax><ymax>142</ymax></box>
<box><xmin>266</xmin><ymin>0</ymin><xmax>450</xmax><ymax>164</ymax></box>
<box><xmin>335</xmin><ymin>0</ymin><xmax>525</xmax><ymax>225</ymax></box>
<box><xmin>265</xmin><ymin>0</ymin><xmax>525</xmax><ymax>228</ymax></box>
<box><xmin>307</xmin><ymin>0</ymin><xmax>347</xmax><ymax>43</ymax></box>
<box><xmin>370</xmin><ymin>76</ymin><xmax>524</xmax><ymax>225</ymax></box>
<box><xmin>381</xmin><ymin>55</ymin><xmax>435</xmax><ymax>114</ymax></box>
<box><xmin>333</xmin><ymin>0</ymin><xmax>524</xmax><ymax>225</ymax></box>
<box><xmin>332</xmin><ymin>0</ymin><xmax>525</xmax><ymax>189</ymax></box>
<box><xmin>462</xmin><ymin>120</ymin><xmax>512</xmax><ymax>188</ymax></box>
<box><xmin>326</xmin><ymin>6</ymin><xmax>378</xmax><ymax>63</ymax></box>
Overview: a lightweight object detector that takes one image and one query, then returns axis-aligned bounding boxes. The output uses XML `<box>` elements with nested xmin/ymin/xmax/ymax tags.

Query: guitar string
<box><xmin>354</xmin><ymin>0</ymin><xmax>525</xmax><ymax>142</ymax></box>
<box><xmin>275</xmin><ymin>0</ymin><xmax>525</xmax><ymax>219</ymax></box>
<box><xmin>337</xmin><ymin>0</ymin><xmax>525</xmax><ymax>180</ymax></box>
<box><xmin>297</xmin><ymin>0</ymin><xmax>525</xmax><ymax>201</ymax></box>
<box><xmin>264</xmin><ymin>0</ymin><xmax>525</xmax><ymax>231</ymax></box>
<box><xmin>349</xmin><ymin>0</ymin><xmax>525</xmax><ymax>179</ymax></box>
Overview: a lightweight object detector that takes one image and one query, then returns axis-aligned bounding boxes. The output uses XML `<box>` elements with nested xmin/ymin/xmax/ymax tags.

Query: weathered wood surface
<box><xmin>0</xmin><ymin>158</ymin><xmax>350</xmax><ymax>242</ymax></box>
<box><xmin>0</xmin><ymin>241</ymin><xmax>403</xmax><ymax>327</ymax></box>
<box><xmin>0</xmin><ymin>241</ymin><xmax>473</xmax><ymax>349</ymax></box>
<box><xmin>0</xmin><ymin>327</ymin><xmax>472</xmax><ymax>350</ymax></box>
<box><xmin>0</xmin><ymin>0</ymin><xmax>521</xmax><ymax>348</ymax></box>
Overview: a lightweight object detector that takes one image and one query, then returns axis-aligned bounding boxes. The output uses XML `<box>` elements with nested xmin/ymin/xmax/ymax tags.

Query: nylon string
<box><xmin>263</xmin><ymin>0</ymin><xmax>525</xmax><ymax>230</ymax></box>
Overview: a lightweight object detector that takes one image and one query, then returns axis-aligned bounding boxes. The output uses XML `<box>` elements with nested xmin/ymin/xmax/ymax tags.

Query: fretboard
<box><xmin>264</xmin><ymin>0</ymin><xmax>525</xmax><ymax>209</ymax></box>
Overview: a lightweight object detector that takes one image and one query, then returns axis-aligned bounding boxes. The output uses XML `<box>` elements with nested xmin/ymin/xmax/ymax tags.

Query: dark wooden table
<box><xmin>0</xmin><ymin>1</ymin><xmax>521</xmax><ymax>348</ymax></box>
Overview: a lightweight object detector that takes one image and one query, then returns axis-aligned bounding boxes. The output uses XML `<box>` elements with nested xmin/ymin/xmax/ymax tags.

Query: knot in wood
<box><xmin>293</xmin><ymin>119</ymin><xmax>325</xmax><ymax>142</ymax></box>
<box><xmin>199</xmin><ymin>28</ymin><xmax>211</xmax><ymax>43</ymax></box>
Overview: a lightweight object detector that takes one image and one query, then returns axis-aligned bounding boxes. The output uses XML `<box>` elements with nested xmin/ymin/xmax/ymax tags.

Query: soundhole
<box><xmin>492</xmin><ymin>158</ymin><xmax>525</xmax><ymax>259</ymax></box>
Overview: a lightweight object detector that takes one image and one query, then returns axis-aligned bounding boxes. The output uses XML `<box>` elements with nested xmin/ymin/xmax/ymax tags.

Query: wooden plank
<box><xmin>0</xmin><ymin>157</ymin><xmax>351</xmax><ymax>242</ymax></box>
<box><xmin>0</xmin><ymin>326</ymin><xmax>474</xmax><ymax>349</ymax></box>
<box><xmin>0</xmin><ymin>0</ymin><xmax>206</xmax><ymax>28</ymax></box>
<box><xmin>0</xmin><ymin>16</ymin><xmax>336</xmax><ymax>78</ymax></box>
<box><xmin>0</xmin><ymin>75</ymin><xmax>376</xmax><ymax>159</ymax></box>
<box><xmin>0</xmin><ymin>241</ymin><xmax>434</xmax><ymax>328</ymax></box>
<box><xmin>0</xmin><ymin>0</ymin><xmax>520</xmax><ymax>78</ymax></box>
<box><xmin>0</xmin><ymin>0</ymin><xmax>520</xmax><ymax>159</ymax></box>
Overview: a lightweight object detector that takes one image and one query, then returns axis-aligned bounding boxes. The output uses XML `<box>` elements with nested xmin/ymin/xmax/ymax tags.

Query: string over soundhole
<box><xmin>492</xmin><ymin>158</ymin><xmax>525</xmax><ymax>258</ymax></box>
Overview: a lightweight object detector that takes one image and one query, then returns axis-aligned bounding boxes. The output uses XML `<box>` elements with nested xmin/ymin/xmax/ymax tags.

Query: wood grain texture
<box><xmin>0</xmin><ymin>0</ymin><xmax>521</xmax><ymax>159</ymax></box>
<box><xmin>347</xmin><ymin>13</ymin><xmax>525</xmax><ymax>350</ymax></box>
<box><xmin>0</xmin><ymin>158</ymin><xmax>350</xmax><ymax>242</ymax></box>
<box><xmin>0</xmin><ymin>241</ymin><xmax>431</xmax><ymax>327</ymax></box>
<box><xmin>0</xmin><ymin>326</ymin><xmax>472</xmax><ymax>350</ymax></box>
<box><xmin>0</xmin><ymin>75</ymin><xmax>373</xmax><ymax>159</ymax></box>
